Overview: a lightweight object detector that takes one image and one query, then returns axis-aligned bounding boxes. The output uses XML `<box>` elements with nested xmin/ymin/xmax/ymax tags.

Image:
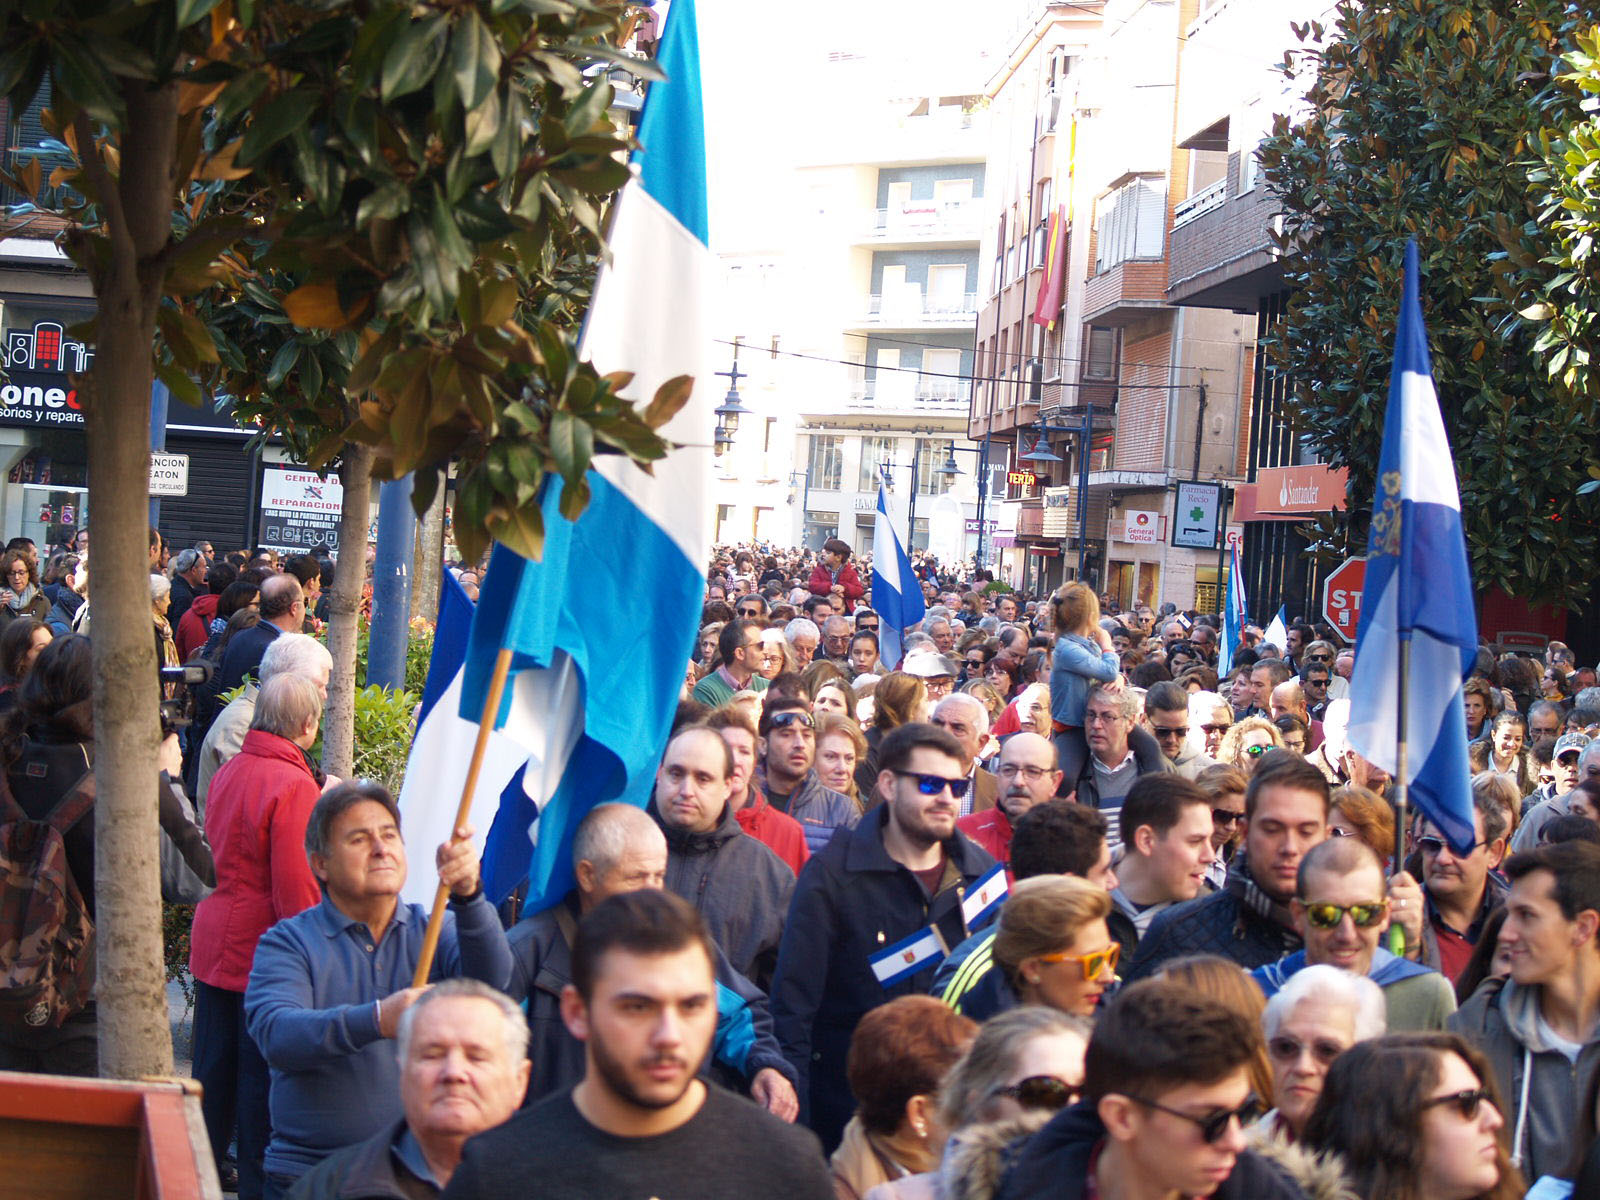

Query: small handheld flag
<box><xmin>870</xmin><ymin>926</ymin><xmax>949</xmax><ymax>988</ymax></box>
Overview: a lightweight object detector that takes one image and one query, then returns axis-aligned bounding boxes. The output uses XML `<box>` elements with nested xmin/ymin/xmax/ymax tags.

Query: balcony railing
<box><xmin>842</xmin><ymin>377</ymin><xmax>972</xmax><ymax>414</ymax></box>
<box><xmin>863</xmin><ymin>291</ymin><xmax>980</xmax><ymax>325</ymax></box>
<box><xmin>864</xmin><ymin>198</ymin><xmax>983</xmax><ymax>242</ymax></box>
<box><xmin>1172</xmin><ymin>179</ymin><xmax>1227</xmax><ymax>229</ymax></box>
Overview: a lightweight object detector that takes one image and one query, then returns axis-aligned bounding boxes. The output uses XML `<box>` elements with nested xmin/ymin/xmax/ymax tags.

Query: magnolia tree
<box><xmin>0</xmin><ymin>0</ymin><xmax>684</xmax><ymax>1077</ymax></box>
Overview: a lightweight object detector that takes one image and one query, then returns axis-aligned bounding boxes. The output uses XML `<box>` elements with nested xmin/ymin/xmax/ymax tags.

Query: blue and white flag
<box><xmin>871</xmin><ymin>478</ymin><xmax>925</xmax><ymax>669</ymax></box>
<box><xmin>1219</xmin><ymin>541</ymin><xmax>1247</xmax><ymax>677</ymax></box>
<box><xmin>870</xmin><ymin>926</ymin><xmax>948</xmax><ymax>988</ymax></box>
<box><xmin>1262</xmin><ymin>606</ymin><xmax>1288</xmax><ymax>657</ymax></box>
<box><xmin>396</xmin><ymin>575</ymin><xmax>538</xmax><ymax>907</ymax></box>
<box><xmin>1346</xmin><ymin>240</ymin><xmax>1478</xmax><ymax>852</ymax></box>
<box><xmin>960</xmin><ymin>862</ymin><xmax>1009</xmax><ymax>930</ymax></box>
<box><xmin>460</xmin><ymin>0</ymin><xmax>713</xmax><ymax>909</ymax></box>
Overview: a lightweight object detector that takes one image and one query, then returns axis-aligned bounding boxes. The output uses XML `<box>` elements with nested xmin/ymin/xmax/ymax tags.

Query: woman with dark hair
<box><xmin>0</xmin><ymin>635</ymin><xmax>212</xmax><ymax>1076</ymax></box>
<box><xmin>0</xmin><ymin>547</ymin><xmax>48</xmax><ymax>625</ymax></box>
<box><xmin>1303</xmin><ymin>1032</ymin><xmax>1522</xmax><ymax>1200</ymax></box>
<box><xmin>0</xmin><ymin>616</ymin><xmax>52</xmax><ymax>713</ymax></box>
<box><xmin>853</xmin><ymin>671</ymin><xmax>928</xmax><ymax>805</ymax></box>
<box><xmin>1483</xmin><ymin>712</ymin><xmax>1535</xmax><ymax>796</ymax></box>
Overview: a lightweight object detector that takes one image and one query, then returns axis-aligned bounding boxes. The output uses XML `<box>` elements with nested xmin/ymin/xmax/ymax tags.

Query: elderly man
<box><xmin>219</xmin><ymin>573</ymin><xmax>307</xmax><ymax>693</ymax></box>
<box><xmin>652</xmin><ymin>725</ymin><xmax>794</xmax><ymax>989</ymax></box>
<box><xmin>502</xmin><ymin>803</ymin><xmax>796</xmax><ymax>1118</ymax></box>
<box><xmin>902</xmin><ymin>648</ymin><xmax>957</xmax><ymax>703</ymax></box>
<box><xmin>284</xmin><ymin>981</ymin><xmax>529</xmax><ymax>1197</ymax></box>
<box><xmin>1269</xmin><ymin>679</ymin><xmax>1323</xmax><ymax>751</ymax></box>
<box><xmin>1253</xmin><ymin>837</ymin><xmax>1456</xmax><ymax>1031</ymax></box>
<box><xmin>1071</xmin><ymin>684</ymin><xmax>1170</xmax><ymax>855</ymax></box>
<box><xmin>245</xmin><ymin>783</ymin><xmax>511</xmax><ymax>1195</ymax></box>
<box><xmin>956</xmin><ymin>732</ymin><xmax>1061</xmax><ymax>869</ymax></box>
<box><xmin>821</xmin><ymin>615</ymin><xmax>854</xmax><ymax>669</ymax></box>
<box><xmin>925</xmin><ymin>616</ymin><xmax>956</xmax><ymax>657</ymax></box>
<box><xmin>784</xmin><ymin>617</ymin><xmax>820</xmax><ymax>667</ymax></box>
<box><xmin>930</xmin><ymin>692</ymin><xmax>998</xmax><ymax>816</ymax></box>
<box><xmin>197</xmin><ymin>632</ymin><xmax>334</xmax><ymax>808</ymax></box>
<box><xmin>169</xmin><ymin>547</ymin><xmax>208</xmax><ymax>629</ymax></box>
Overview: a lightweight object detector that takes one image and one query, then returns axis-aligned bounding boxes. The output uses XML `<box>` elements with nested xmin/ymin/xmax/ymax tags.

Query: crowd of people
<box><xmin>3</xmin><ymin>529</ymin><xmax>1599</xmax><ymax>1199</ymax></box>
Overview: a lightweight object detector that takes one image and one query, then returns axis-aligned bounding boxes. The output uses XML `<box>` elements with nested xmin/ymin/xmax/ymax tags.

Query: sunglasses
<box><xmin>1128</xmin><ymin>1094</ymin><xmax>1262</xmax><ymax>1143</ymax></box>
<box><xmin>990</xmin><ymin>1076</ymin><xmax>1079</xmax><ymax>1111</ymax></box>
<box><xmin>1301</xmin><ymin>901</ymin><xmax>1388</xmax><ymax>929</ymax></box>
<box><xmin>1422</xmin><ymin>1088</ymin><xmax>1496</xmax><ymax>1121</ymax></box>
<box><xmin>767</xmin><ymin>711</ymin><xmax>815</xmax><ymax>731</ymax></box>
<box><xmin>1151</xmin><ymin>725</ymin><xmax>1189</xmax><ymax>740</ymax></box>
<box><xmin>1268</xmin><ymin>1036</ymin><xmax>1346</xmax><ymax>1066</ymax></box>
<box><xmin>1417</xmin><ymin>836</ymin><xmax>1486</xmax><ymax>857</ymax></box>
<box><xmin>1211</xmin><ymin>808</ymin><xmax>1244</xmax><ymax>828</ymax></box>
<box><xmin>1036</xmin><ymin>942</ymin><xmax>1120</xmax><ymax>980</ymax></box>
<box><xmin>1201</xmin><ymin>723</ymin><xmax>1231</xmax><ymax>734</ymax></box>
<box><xmin>858</xmin><ymin>622</ymin><xmax>880</xmax><ymax>632</ymax></box>
<box><xmin>891</xmin><ymin>770</ymin><xmax>971</xmax><ymax>799</ymax></box>
<box><xmin>1244</xmin><ymin>743</ymin><xmax>1270</xmax><ymax>758</ymax></box>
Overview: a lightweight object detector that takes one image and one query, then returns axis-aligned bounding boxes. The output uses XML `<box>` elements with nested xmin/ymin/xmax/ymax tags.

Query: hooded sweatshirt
<box><xmin>1253</xmin><ymin>947</ymin><xmax>1457</xmax><ymax>1031</ymax></box>
<box><xmin>1451</xmin><ymin>975</ymin><xmax>1600</xmax><ymax>1181</ymax></box>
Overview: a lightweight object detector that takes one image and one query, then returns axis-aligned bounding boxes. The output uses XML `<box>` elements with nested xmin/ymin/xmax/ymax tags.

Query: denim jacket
<box><xmin>1048</xmin><ymin>633</ymin><xmax>1120</xmax><ymax>727</ymax></box>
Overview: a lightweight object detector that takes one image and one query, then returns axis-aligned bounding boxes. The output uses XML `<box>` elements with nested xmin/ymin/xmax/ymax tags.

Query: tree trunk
<box><xmin>410</xmin><ymin>479</ymin><xmax>445</xmax><ymax>624</ymax></box>
<box><xmin>323</xmin><ymin>442</ymin><xmax>374</xmax><ymax>779</ymax></box>
<box><xmin>89</xmin><ymin>80</ymin><xmax>179</xmax><ymax>1080</ymax></box>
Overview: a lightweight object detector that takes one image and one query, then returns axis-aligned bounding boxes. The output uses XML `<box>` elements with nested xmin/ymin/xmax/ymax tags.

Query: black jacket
<box><xmin>1125</xmin><ymin>857</ymin><xmax>1301</xmax><ymax>981</ymax></box>
<box><xmin>503</xmin><ymin>892</ymin><xmax>795</xmax><ymax>1109</ymax></box>
<box><xmin>654</xmin><ymin>798</ymin><xmax>794</xmax><ymax>989</ymax></box>
<box><xmin>771</xmin><ymin>805</ymin><xmax>996</xmax><ymax>1150</ymax></box>
<box><xmin>284</xmin><ymin>1119</ymin><xmax>435</xmax><ymax>1200</ymax></box>
<box><xmin>169</xmin><ymin>573</ymin><xmax>200</xmax><ymax>631</ymax></box>
<box><xmin>217</xmin><ymin>619</ymin><xmax>282</xmax><ymax>694</ymax></box>
<box><xmin>995</xmin><ymin>1103</ymin><xmax>1311</xmax><ymax>1200</ymax></box>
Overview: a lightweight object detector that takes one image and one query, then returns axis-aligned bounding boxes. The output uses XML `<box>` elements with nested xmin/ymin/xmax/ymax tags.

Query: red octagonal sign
<box><xmin>1322</xmin><ymin>557</ymin><xmax>1367</xmax><ymax>645</ymax></box>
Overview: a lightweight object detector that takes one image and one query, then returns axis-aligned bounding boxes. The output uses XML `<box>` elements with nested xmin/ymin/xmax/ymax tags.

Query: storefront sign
<box><xmin>964</xmin><ymin>518</ymin><xmax>999</xmax><ymax>534</ymax></box>
<box><xmin>0</xmin><ymin>372</ymin><xmax>85</xmax><ymax>428</ymax></box>
<box><xmin>1122</xmin><ymin>509</ymin><xmax>1160</xmax><ymax>544</ymax></box>
<box><xmin>149</xmin><ymin>452</ymin><xmax>189</xmax><ymax>497</ymax></box>
<box><xmin>5</xmin><ymin>321</ymin><xmax>94</xmax><ymax>374</ymax></box>
<box><xmin>1172</xmin><ymin>481</ymin><xmax>1222</xmax><ymax>549</ymax></box>
<box><xmin>1252</xmin><ymin>464</ymin><xmax>1348</xmax><ymax>516</ymax></box>
<box><xmin>256</xmin><ymin>466</ymin><xmax>344</xmax><ymax>559</ymax></box>
<box><xmin>1007</xmin><ymin>470</ymin><xmax>1036</xmax><ymax>487</ymax></box>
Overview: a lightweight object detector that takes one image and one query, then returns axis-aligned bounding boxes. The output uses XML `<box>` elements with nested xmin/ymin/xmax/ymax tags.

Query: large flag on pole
<box><xmin>871</xmin><ymin>476</ymin><xmax>925</xmax><ymax>670</ymax></box>
<box><xmin>1218</xmin><ymin>541</ymin><xmax>1247</xmax><ymax>677</ymax></box>
<box><xmin>453</xmin><ymin>0</ymin><xmax>712</xmax><ymax>909</ymax></box>
<box><xmin>1345</xmin><ymin>240</ymin><xmax>1478</xmax><ymax>852</ymax></box>
<box><xmin>1262</xmin><ymin>606</ymin><xmax>1288</xmax><ymax>657</ymax></box>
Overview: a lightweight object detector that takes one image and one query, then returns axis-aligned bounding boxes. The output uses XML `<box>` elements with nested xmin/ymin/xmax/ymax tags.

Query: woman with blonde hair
<box><xmin>854</xmin><ymin>671</ymin><xmax>928</xmax><ymax>804</ymax></box>
<box><xmin>1218</xmin><ymin>714</ymin><xmax>1285</xmax><ymax>774</ymax></box>
<box><xmin>816</xmin><ymin>712</ymin><xmax>867</xmax><ymax>810</ymax></box>
<box><xmin>990</xmin><ymin>876</ymin><xmax>1118</xmax><ymax>1018</ymax></box>
<box><xmin>1328</xmin><ymin>784</ymin><xmax>1396</xmax><ymax>868</ymax></box>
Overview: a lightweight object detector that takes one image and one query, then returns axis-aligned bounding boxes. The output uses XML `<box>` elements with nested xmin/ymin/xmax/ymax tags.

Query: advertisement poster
<box><xmin>256</xmin><ymin>466</ymin><xmax>344</xmax><ymax>559</ymax></box>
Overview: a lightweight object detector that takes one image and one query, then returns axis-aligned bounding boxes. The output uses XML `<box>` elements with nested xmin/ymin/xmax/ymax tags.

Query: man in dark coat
<box><xmin>771</xmin><ymin>722</ymin><xmax>997</xmax><ymax>1152</ymax></box>
<box><xmin>1126</xmin><ymin>751</ymin><xmax>1329</xmax><ymax>979</ymax></box>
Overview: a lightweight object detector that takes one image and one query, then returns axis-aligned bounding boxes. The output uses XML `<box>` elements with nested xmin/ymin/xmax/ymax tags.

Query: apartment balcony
<box><xmin>824</xmin><ymin>376</ymin><xmax>972</xmax><ymax>418</ymax></box>
<box><xmin>857</xmin><ymin>198</ymin><xmax>984</xmax><ymax>247</ymax></box>
<box><xmin>848</xmin><ymin>289</ymin><xmax>980</xmax><ymax>332</ymax></box>
<box><xmin>1167</xmin><ymin>168</ymin><xmax>1285</xmax><ymax>311</ymax></box>
<box><xmin>1082</xmin><ymin>258</ymin><xmax>1170</xmax><ymax>327</ymax></box>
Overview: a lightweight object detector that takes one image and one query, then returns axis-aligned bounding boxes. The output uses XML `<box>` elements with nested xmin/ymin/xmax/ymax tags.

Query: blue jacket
<box><xmin>1253</xmin><ymin>946</ymin><xmax>1434</xmax><ymax>996</ymax></box>
<box><xmin>503</xmin><ymin>892</ymin><xmax>796</xmax><ymax>1108</ymax></box>
<box><xmin>770</xmin><ymin>806</ymin><xmax>995</xmax><ymax>1150</ymax></box>
<box><xmin>245</xmin><ymin>891</ymin><xmax>512</xmax><ymax>1179</ymax></box>
<box><xmin>1049</xmin><ymin>633</ymin><xmax>1120</xmax><ymax>727</ymax></box>
<box><xmin>930</xmin><ymin>926</ymin><xmax>1016</xmax><ymax>1020</ymax></box>
<box><xmin>765</xmin><ymin>768</ymin><xmax>859</xmax><ymax>856</ymax></box>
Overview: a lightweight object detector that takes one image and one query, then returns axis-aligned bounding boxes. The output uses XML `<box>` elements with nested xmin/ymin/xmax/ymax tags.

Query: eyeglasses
<box><xmin>891</xmin><ymin>770</ymin><xmax>971</xmax><ymax>799</ymax></box>
<box><xmin>1126</xmin><ymin>1094</ymin><xmax>1262</xmax><ymax>1143</ymax></box>
<box><xmin>998</xmin><ymin>764</ymin><xmax>1053</xmax><ymax>781</ymax></box>
<box><xmin>1306</xmin><ymin>654</ymin><xmax>1333</xmax><ymax>664</ymax></box>
<box><xmin>1036</xmin><ymin>942</ymin><xmax>1120</xmax><ymax>980</ymax></box>
<box><xmin>858</xmin><ymin>621</ymin><xmax>879</xmax><ymax>632</ymax></box>
<box><xmin>988</xmin><ymin>1076</ymin><xmax>1079</xmax><ymax>1111</ymax></box>
<box><xmin>1244</xmin><ymin>743</ymin><xmax>1270</xmax><ymax>758</ymax></box>
<box><xmin>1301</xmin><ymin>901</ymin><xmax>1388</xmax><ymax>929</ymax></box>
<box><xmin>1211</xmin><ymin>808</ymin><xmax>1244</xmax><ymax>828</ymax></box>
<box><xmin>1201</xmin><ymin>723</ymin><xmax>1231</xmax><ymax>735</ymax></box>
<box><xmin>1417</xmin><ymin>836</ymin><xmax>1486</xmax><ymax>857</ymax></box>
<box><xmin>767</xmin><ymin>711</ymin><xmax>815</xmax><ymax>731</ymax></box>
<box><xmin>1329</xmin><ymin>826</ymin><xmax>1356</xmax><ymax>838</ymax></box>
<box><xmin>1151</xmin><ymin>725</ymin><xmax>1189</xmax><ymax>740</ymax></box>
<box><xmin>1305</xmin><ymin>677</ymin><xmax>1329</xmax><ymax>688</ymax></box>
<box><xmin>1422</xmin><ymin>1088</ymin><xmax>1496</xmax><ymax>1121</ymax></box>
<box><xmin>1268</xmin><ymin>1036</ymin><xmax>1347</xmax><ymax>1066</ymax></box>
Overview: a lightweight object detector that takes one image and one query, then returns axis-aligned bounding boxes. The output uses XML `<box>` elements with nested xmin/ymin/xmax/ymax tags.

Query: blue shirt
<box><xmin>1049</xmin><ymin>633</ymin><xmax>1120</xmax><ymax>727</ymax></box>
<box><xmin>244</xmin><ymin>891</ymin><xmax>512</xmax><ymax>1179</ymax></box>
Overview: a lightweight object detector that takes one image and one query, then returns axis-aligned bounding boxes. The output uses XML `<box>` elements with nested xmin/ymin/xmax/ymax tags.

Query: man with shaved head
<box><xmin>502</xmin><ymin>802</ymin><xmax>797</xmax><ymax>1118</ymax></box>
<box><xmin>1270</xmin><ymin>678</ymin><xmax>1323</xmax><ymax>751</ymax></box>
<box><xmin>218</xmin><ymin>572</ymin><xmax>305</xmax><ymax>693</ymax></box>
<box><xmin>956</xmin><ymin>732</ymin><xmax>1061</xmax><ymax>870</ymax></box>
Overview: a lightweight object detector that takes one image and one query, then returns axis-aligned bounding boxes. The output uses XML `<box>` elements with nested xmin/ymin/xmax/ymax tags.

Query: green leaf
<box><xmin>463</xmin><ymin>84</ymin><xmax>503</xmax><ymax>158</ymax></box>
<box><xmin>173</xmin><ymin>0</ymin><xmax>224</xmax><ymax>31</ymax></box>
<box><xmin>450</xmin><ymin>9</ymin><xmax>502</xmax><ymax>113</ymax></box>
<box><xmin>563</xmin><ymin>80</ymin><xmax>614</xmax><ymax>138</ymax></box>
<box><xmin>381</xmin><ymin>14</ymin><xmax>449</xmax><ymax>102</ymax></box>
<box><xmin>237</xmin><ymin>89</ymin><xmax>322</xmax><ymax>167</ymax></box>
<box><xmin>266</xmin><ymin>340</ymin><xmax>301</xmax><ymax>391</ymax></box>
<box><xmin>52</xmin><ymin>41</ymin><xmax>125</xmax><ymax>127</ymax></box>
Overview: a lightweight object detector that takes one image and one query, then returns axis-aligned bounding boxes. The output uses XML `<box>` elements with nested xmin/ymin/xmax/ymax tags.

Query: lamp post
<box><xmin>713</xmin><ymin>348</ymin><xmax>750</xmax><ymax>458</ymax></box>
<box><xmin>1020</xmin><ymin>402</ymin><xmax>1098</xmax><ymax>584</ymax></box>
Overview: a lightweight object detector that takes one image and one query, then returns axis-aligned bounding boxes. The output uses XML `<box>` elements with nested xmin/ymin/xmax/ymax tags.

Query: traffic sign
<box><xmin>1322</xmin><ymin>556</ymin><xmax>1367</xmax><ymax>644</ymax></box>
<box><xmin>149</xmin><ymin>452</ymin><xmax>189</xmax><ymax>497</ymax></box>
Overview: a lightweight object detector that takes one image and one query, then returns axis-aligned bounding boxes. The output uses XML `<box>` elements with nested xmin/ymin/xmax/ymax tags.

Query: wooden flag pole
<box><xmin>1387</xmin><ymin>635</ymin><xmax>1412</xmax><ymax>957</ymax></box>
<box><xmin>412</xmin><ymin>646</ymin><xmax>515</xmax><ymax>988</ymax></box>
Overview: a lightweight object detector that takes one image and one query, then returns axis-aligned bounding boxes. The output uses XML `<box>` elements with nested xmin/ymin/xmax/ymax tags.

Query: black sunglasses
<box><xmin>990</xmin><ymin>1076</ymin><xmax>1079</xmax><ymax>1111</ymax></box>
<box><xmin>767</xmin><ymin>710</ymin><xmax>815</xmax><ymax>731</ymax></box>
<box><xmin>1127</xmin><ymin>1094</ymin><xmax>1262</xmax><ymax>1143</ymax></box>
<box><xmin>1211</xmin><ymin>808</ymin><xmax>1244</xmax><ymax>828</ymax></box>
<box><xmin>1422</xmin><ymin>1088</ymin><xmax>1495</xmax><ymax>1121</ymax></box>
<box><xmin>1417</xmin><ymin>836</ymin><xmax>1486</xmax><ymax>856</ymax></box>
<box><xmin>1268</xmin><ymin>1036</ymin><xmax>1345</xmax><ymax>1066</ymax></box>
<box><xmin>891</xmin><ymin>769</ymin><xmax>972</xmax><ymax>800</ymax></box>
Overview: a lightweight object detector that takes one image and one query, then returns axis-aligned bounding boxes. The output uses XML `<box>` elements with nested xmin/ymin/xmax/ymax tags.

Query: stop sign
<box><xmin>1322</xmin><ymin>557</ymin><xmax>1367</xmax><ymax>644</ymax></box>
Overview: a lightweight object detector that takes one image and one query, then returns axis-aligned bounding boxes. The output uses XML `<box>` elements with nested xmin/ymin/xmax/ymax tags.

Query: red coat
<box><xmin>957</xmin><ymin>806</ymin><xmax>1014</xmax><ymax>881</ymax></box>
<box><xmin>807</xmin><ymin>562</ymin><xmax>865</xmax><ymax>614</ymax></box>
<box><xmin>176</xmin><ymin>593</ymin><xmax>219</xmax><ymax>661</ymax></box>
<box><xmin>736</xmin><ymin>791</ymin><xmax>810</xmax><ymax>877</ymax></box>
<box><xmin>188</xmin><ymin>729</ymin><xmax>323</xmax><ymax>992</ymax></box>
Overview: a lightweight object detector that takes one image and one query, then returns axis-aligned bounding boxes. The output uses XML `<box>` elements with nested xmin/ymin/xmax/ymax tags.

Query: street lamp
<box><xmin>1018</xmin><ymin>422</ymin><xmax>1063</xmax><ymax>465</ymax></box>
<box><xmin>713</xmin><ymin>349</ymin><xmax>750</xmax><ymax>458</ymax></box>
<box><xmin>1021</xmin><ymin>404</ymin><xmax>1102</xmax><ymax>583</ymax></box>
